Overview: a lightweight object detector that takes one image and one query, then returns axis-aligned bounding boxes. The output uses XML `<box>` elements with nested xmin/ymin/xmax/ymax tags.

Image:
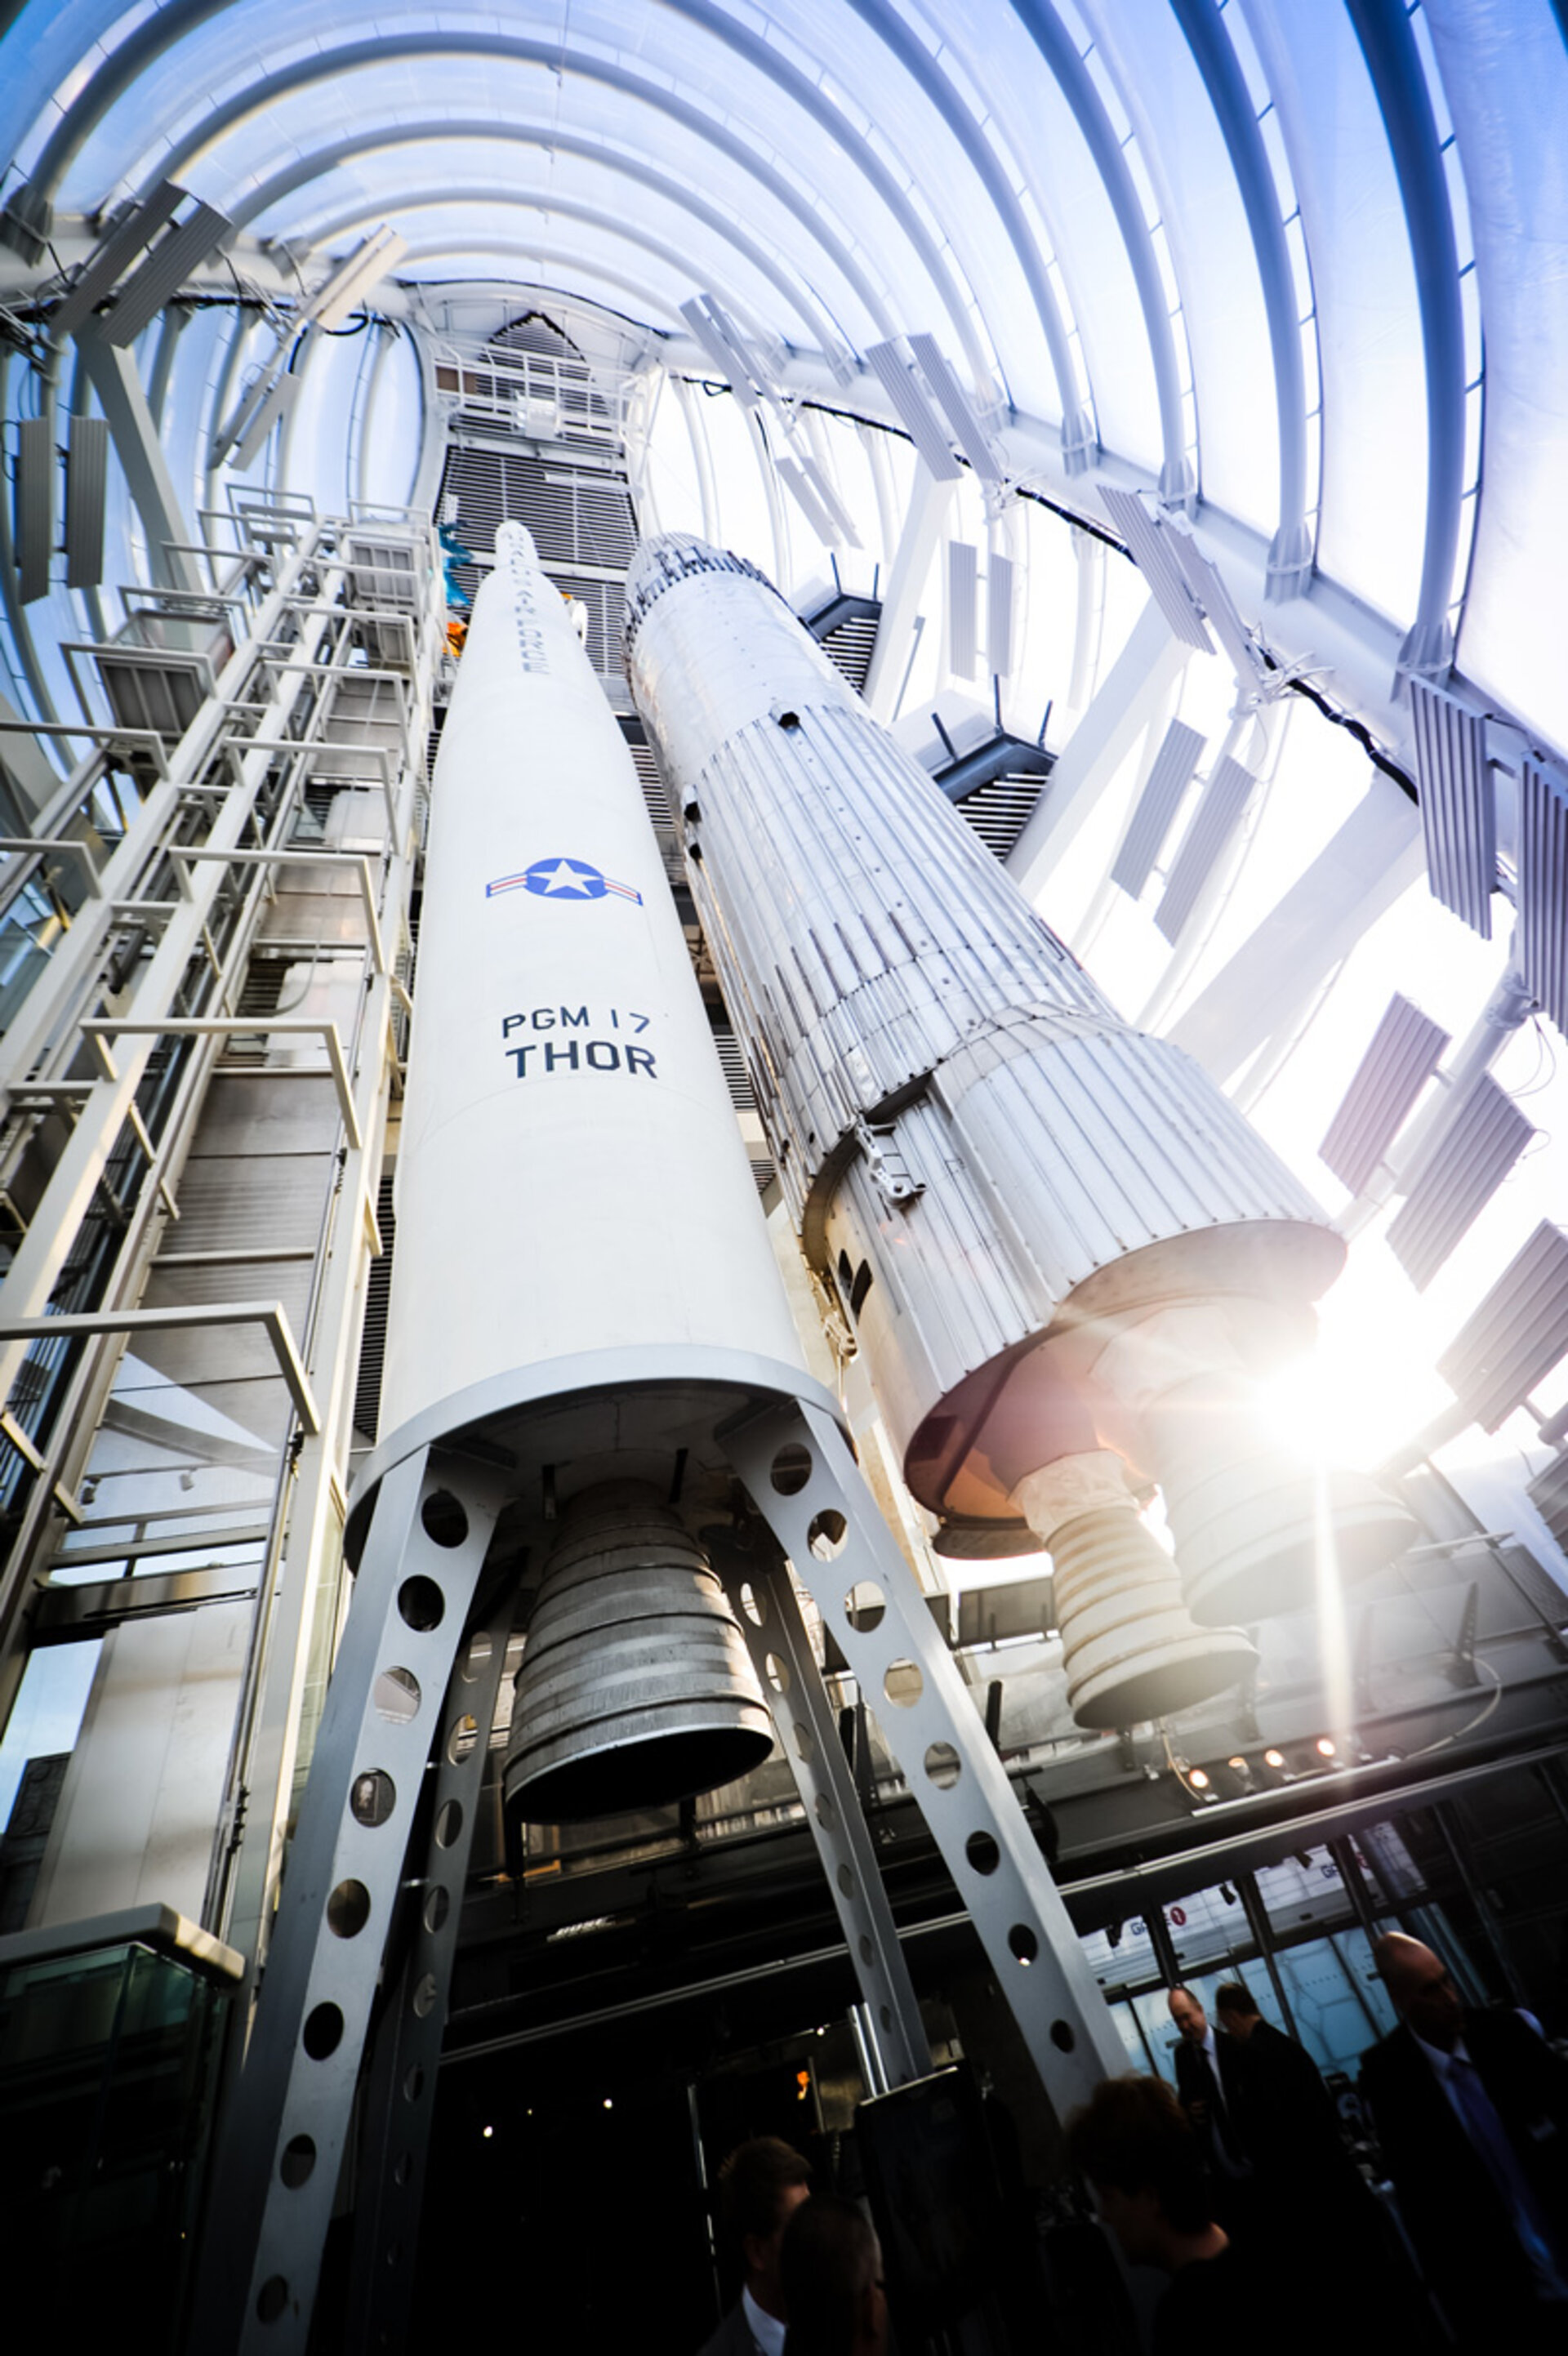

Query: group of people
<box><xmin>697</xmin><ymin>2136</ymin><xmax>884</xmax><ymax>2356</ymax></box>
<box><xmin>695</xmin><ymin>1933</ymin><xmax>1568</xmax><ymax>2354</ymax></box>
<box><xmin>1070</xmin><ymin>1933</ymin><xmax>1568</xmax><ymax>2353</ymax></box>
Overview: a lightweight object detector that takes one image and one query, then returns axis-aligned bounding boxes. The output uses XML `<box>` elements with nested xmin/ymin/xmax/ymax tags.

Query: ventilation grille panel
<box><xmin>1409</xmin><ymin>675</ymin><xmax>1494</xmax><ymax>938</ymax></box>
<box><xmin>1098</xmin><ymin>487</ymin><xmax>1214</xmax><ymax>652</ymax></box>
<box><xmin>1318</xmin><ymin>994</ymin><xmax>1450</xmax><ymax>1195</ymax></box>
<box><xmin>1386</xmin><ymin>1073</ymin><xmax>1535</xmax><ymax>1291</ymax></box>
<box><xmin>1518</xmin><ymin>759</ymin><xmax>1568</xmax><ymax>1036</ymax></box>
<box><xmin>1156</xmin><ymin>755</ymin><xmax>1253</xmax><ymax>942</ymax></box>
<box><xmin>1112</xmin><ymin>719</ymin><xmax>1205</xmax><ymax>899</ymax></box>
<box><xmin>1437</xmin><ymin>1220</ymin><xmax>1568</xmax><ymax>1431</ymax></box>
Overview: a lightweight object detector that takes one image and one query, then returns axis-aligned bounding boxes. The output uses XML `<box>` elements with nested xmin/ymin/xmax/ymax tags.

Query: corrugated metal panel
<box><xmin>1386</xmin><ymin>1073</ymin><xmax>1535</xmax><ymax>1291</ymax></box>
<box><xmin>15</xmin><ymin>415</ymin><xmax>52</xmax><ymax>604</ymax></box>
<box><xmin>1097</xmin><ymin>486</ymin><xmax>1214</xmax><ymax>652</ymax></box>
<box><xmin>864</xmin><ymin>341</ymin><xmax>961</xmax><ymax>478</ymax></box>
<box><xmin>1155</xmin><ymin>754</ymin><xmax>1253</xmax><ymax>942</ymax></box>
<box><xmin>987</xmin><ymin>551</ymin><xmax>1014</xmax><ymax>679</ymax></box>
<box><xmin>1518</xmin><ymin>759</ymin><xmax>1568</xmax><ymax>1037</ymax></box>
<box><xmin>1436</xmin><ymin>1220</ymin><xmax>1568</xmax><ymax>1430</ymax></box>
<box><xmin>102</xmin><ymin>202</ymin><xmax>231</xmax><ymax>345</ymax></box>
<box><xmin>1526</xmin><ymin>1454</ymin><xmax>1568</xmax><ymax>1554</ymax></box>
<box><xmin>947</xmin><ymin>540</ymin><xmax>978</xmax><ymax>678</ymax></box>
<box><xmin>1318</xmin><ymin>994</ymin><xmax>1450</xmax><ymax>1195</ymax></box>
<box><xmin>908</xmin><ymin>333</ymin><xmax>1002</xmax><ymax>481</ymax></box>
<box><xmin>49</xmin><ymin>180</ymin><xmax>185</xmax><ymax>340</ymax></box>
<box><xmin>1111</xmin><ymin>719</ymin><xmax>1205</xmax><ymax>898</ymax></box>
<box><xmin>1409</xmin><ymin>675</ymin><xmax>1494</xmax><ymax>938</ymax></box>
<box><xmin>65</xmin><ymin>414</ymin><xmax>108</xmax><ymax>589</ymax></box>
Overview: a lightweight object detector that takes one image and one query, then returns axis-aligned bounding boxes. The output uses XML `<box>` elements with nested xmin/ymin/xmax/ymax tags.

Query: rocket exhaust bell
<box><xmin>503</xmin><ymin>1485</ymin><xmax>773</xmax><ymax>1824</ymax></box>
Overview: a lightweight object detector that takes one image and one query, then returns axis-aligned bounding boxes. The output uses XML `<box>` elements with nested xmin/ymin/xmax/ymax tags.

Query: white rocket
<box><xmin>368</xmin><ymin>522</ymin><xmax>817</xmax><ymax>1824</ymax></box>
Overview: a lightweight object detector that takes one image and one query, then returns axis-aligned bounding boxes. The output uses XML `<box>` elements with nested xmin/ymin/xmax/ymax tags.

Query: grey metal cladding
<box><xmin>1517</xmin><ymin>759</ymin><xmax>1568</xmax><ymax>1037</ymax></box>
<box><xmin>48</xmin><ymin>180</ymin><xmax>185</xmax><ymax>341</ymax></box>
<box><xmin>947</xmin><ymin>539</ymin><xmax>978</xmax><ymax>678</ymax></box>
<box><xmin>1097</xmin><ymin>486</ymin><xmax>1214</xmax><ymax>652</ymax></box>
<box><xmin>1155</xmin><ymin>754</ymin><xmax>1254</xmax><ymax>942</ymax></box>
<box><xmin>15</xmin><ymin>415</ymin><xmax>53</xmax><ymax>603</ymax></box>
<box><xmin>1437</xmin><ymin>1220</ymin><xmax>1568</xmax><ymax>1431</ymax></box>
<box><xmin>1317</xmin><ymin>993</ymin><xmax>1450</xmax><ymax>1195</ymax></box>
<box><xmin>864</xmin><ymin>341</ymin><xmax>962</xmax><ymax>478</ymax></box>
<box><xmin>101</xmin><ymin>202</ymin><xmax>233</xmax><ymax>346</ymax></box>
<box><xmin>65</xmin><ymin>415</ymin><xmax>109</xmax><ymax>588</ymax></box>
<box><xmin>1409</xmin><ymin>675</ymin><xmax>1494</xmax><ymax>938</ymax></box>
<box><xmin>1111</xmin><ymin>718</ymin><xmax>1205</xmax><ymax>898</ymax></box>
<box><xmin>987</xmin><ymin>551</ymin><xmax>1014</xmax><ymax>679</ymax></box>
<box><xmin>1385</xmin><ymin>1072</ymin><xmax>1534</xmax><ymax>1290</ymax></box>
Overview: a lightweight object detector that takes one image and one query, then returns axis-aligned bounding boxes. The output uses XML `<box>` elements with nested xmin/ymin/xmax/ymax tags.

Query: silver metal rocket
<box><xmin>624</xmin><ymin>534</ymin><xmax>1414</xmax><ymax>1728</ymax></box>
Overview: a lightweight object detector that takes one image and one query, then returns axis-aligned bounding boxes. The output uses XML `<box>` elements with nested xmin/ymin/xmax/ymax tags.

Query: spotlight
<box><xmin>482</xmin><ymin>2126</ymin><xmax>493</xmax><ymax>2140</ymax></box>
<box><xmin>1294</xmin><ymin>1851</ymin><xmax>1312</xmax><ymax>1870</ymax></box>
<box><xmin>1218</xmin><ymin>1884</ymin><xmax>1236</xmax><ymax>1904</ymax></box>
<box><xmin>1187</xmin><ymin>1767</ymin><xmax>1211</xmax><ymax>1790</ymax></box>
<box><xmin>1107</xmin><ymin>1920</ymin><xmax>1125</xmax><ymax>1949</ymax></box>
<box><xmin>1263</xmin><ymin>1749</ymin><xmax>1286</xmax><ymax>1769</ymax></box>
<box><xmin>603</xmin><ymin>2098</ymin><xmax>613</xmax><ymax>2111</ymax></box>
<box><xmin>1316</xmin><ymin>1736</ymin><xmax>1338</xmax><ymax>1758</ymax></box>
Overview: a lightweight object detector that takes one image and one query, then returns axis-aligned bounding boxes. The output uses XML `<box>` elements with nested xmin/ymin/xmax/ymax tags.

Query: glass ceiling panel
<box><xmin>1425</xmin><ymin>0</ymin><xmax>1568</xmax><ymax>757</ymax></box>
<box><xmin>1245</xmin><ymin>0</ymin><xmax>1427</xmax><ymax>629</ymax></box>
<box><xmin>1081</xmin><ymin>0</ymin><xmax>1279</xmax><ymax>535</ymax></box>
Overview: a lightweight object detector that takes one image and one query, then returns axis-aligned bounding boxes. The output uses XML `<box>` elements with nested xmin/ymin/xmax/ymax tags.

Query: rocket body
<box><xmin>377</xmin><ymin>523</ymin><xmax>806</xmax><ymax>1456</ymax></box>
<box><xmin>624</xmin><ymin>537</ymin><xmax>1411</xmax><ymax>1705</ymax></box>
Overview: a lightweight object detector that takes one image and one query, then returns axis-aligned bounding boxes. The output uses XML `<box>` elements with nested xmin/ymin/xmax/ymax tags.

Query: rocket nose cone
<box><xmin>623</xmin><ymin>532</ymin><xmax>782</xmax><ymax>636</ymax></box>
<box><xmin>495</xmin><ymin>519</ymin><xmax>541</xmax><ymax>568</ymax></box>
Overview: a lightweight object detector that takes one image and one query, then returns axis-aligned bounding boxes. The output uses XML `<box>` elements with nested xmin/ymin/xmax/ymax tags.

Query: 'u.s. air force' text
<box><xmin>500</xmin><ymin>1004</ymin><xmax>656</xmax><ymax>1079</ymax></box>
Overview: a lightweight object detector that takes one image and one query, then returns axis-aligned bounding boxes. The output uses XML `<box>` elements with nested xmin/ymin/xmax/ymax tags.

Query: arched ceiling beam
<box><xmin>1345</xmin><ymin>0</ymin><xmax>1468</xmax><ymax>677</ymax></box>
<box><xmin>283</xmin><ymin>194</ymin><xmax>761</xmax><ymax>341</ymax></box>
<box><xmin>225</xmin><ymin>122</ymin><xmax>845</xmax><ymax>359</ymax></box>
<box><xmin>1010</xmin><ymin>0</ymin><xmax>1194</xmax><ymax>501</ymax></box>
<box><xmin>18</xmin><ymin>0</ymin><xmax>996</xmax><ymax>393</ymax></box>
<box><xmin>136</xmin><ymin>32</ymin><xmax>898</xmax><ymax>355</ymax></box>
<box><xmin>1169</xmin><ymin>0</ymin><xmax>1313</xmax><ymax>595</ymax></box>
<box><xmin>393</xmin><ymin>242</ymin><xmax>688</xmax><ymax>332</ymax></box>
<box><xmin>830</xmin><ymin>0</ymin><xmax>1093</xmax><ymax>463</ymax></box>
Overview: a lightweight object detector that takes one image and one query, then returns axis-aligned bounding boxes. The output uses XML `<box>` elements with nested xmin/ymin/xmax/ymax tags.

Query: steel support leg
<box><xmin>718</xmin><ymin>1395</ymin><xmax>1125</xmax><ymax>2117</ymax></box>
<box><xmin>710</xmin><ymin>1523</ymin><xmax>933</xmax><ymax>2088</ymax></box>
<box><xmin>343</xmin><ymin>1572</ymin><xmax>515</xmax><ymax>2351</ymax></box>
<box><xmin>187</xmin><ymin>1446</ymin><xmax>509</xmax><ymax>2353</ymax></box>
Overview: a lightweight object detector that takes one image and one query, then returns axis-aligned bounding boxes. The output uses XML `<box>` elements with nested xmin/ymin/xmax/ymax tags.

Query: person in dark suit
<box><xmin>1166</xmin><ymin>1985</ymin><xmax>1250</xmax><ymax>2231</ymax></box>
<box><xmin>697</xmin><ymin>2136</ymin><xmax>813</xmax><ymax>2356</ymax></box>
<box><xmin>1214</xmin><ymin>1980</ymin><xmax>1356</xmax><ymax>2200</ymax></box>
<box><xmin>1359</xmin><ymin>1932</ymin><xmax>1568</xmax><ymax>2350</ymax></box>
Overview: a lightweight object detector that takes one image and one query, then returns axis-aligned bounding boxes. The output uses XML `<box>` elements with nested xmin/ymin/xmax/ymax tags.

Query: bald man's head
<box><xmin>1374</xmin><ymin>1934</ymin><xmax>1463</xmax><ymax>2051</ymax></box>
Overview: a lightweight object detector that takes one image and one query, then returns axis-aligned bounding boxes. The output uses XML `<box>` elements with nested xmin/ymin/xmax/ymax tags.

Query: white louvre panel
<box><xmin>1155</xmin><ymin>755</ymin><xmax>1253</xmax><ymax>942</ymax></box>
<box><xmin>15</xmin><ymin>415</ymin><xmax>52</xmax><ymax>604</ymax></box>
<box><xmin>1437</xmin><ymin>1221</ymin><xmax>1568</xmax><ymax>1431</ymax></box>
<box><xmin>947</xmin><ymin>540</ymin><xmax>978</xmax><ymax>678</ymax></box>
<box><xmin>1517</xmin><ymin>759</ymin><xmax>1568</xmax><ymax>1036</ymax></box>
<box><xmin>679</xmin><ymin>296</ymin><xmax>759</xmax><ymax>408</ymax></box>
<box><xmin>987</xmin><ymin>552</ymin><xmax>1014</xmax><ymax>679</ymax></box>
<box><xmin>1097</xmin><ymin>486</ymin><xmax>1214</xmax><ymax>652</ymax></box>
<box><xmin>101</xmin><ymin>203</ymin><xmax>231</xmax><ymax>346</ymax></box>
<box><xmin>1526</xmin><ymin>1454</ymin><xmax>1568</xmax><ymax>1554</ymax></box>
<box><xmin>1111</xmin><ymin>719</ymin><xmax>1205</xmax><ymax>898</ymax></box>
<box><xmin>800</xmin><ymin>453</ymin><xmax>859</xmax><ymax>547</ymax></box>
<box><xmin>232</xmin><ymin>372</ymin><xmax>300</xmax><ymax>470</ymax></box>
<box><xmin>1409</xmin><ymin>675</ymin><xmax>1494</xmax><ymax>938</ymax></box>
<box><xmin>864</xmin><ymin>341</ymin><xmax>962</xmax><ymax>479</ymax></box>
<box><xmin>1317</xmin><ymin>994</ymin><xmax>1450</xmax><ymax>1196</ymax></box>
<box><xmin>48</xmin><ymin>180</ymin><xmax>185</xmax><ymax>341</ymax></box>
<box><xmin>777</xmin><ymin>456</ymin><xmax>835</xmax><ymax>544</ymax></box>
<box><xmin>65</xmin><ymin>415</ymin><xmax>108</xmax><ymax>589</ymax></box>
<box><xmin>908</xmin><ymin>333</ymin><xmax>1003</xmax><ymax>481</ymax></box>
<box><xmin>1385</xmin><ymin>1073</ymin><xmax>1535</xmax><ymax>1292</ymax></box>
<box><xmin>1164</xmin><ymin>526</ymin><xmax>1261</xmax><ymax>683</ymax></box>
